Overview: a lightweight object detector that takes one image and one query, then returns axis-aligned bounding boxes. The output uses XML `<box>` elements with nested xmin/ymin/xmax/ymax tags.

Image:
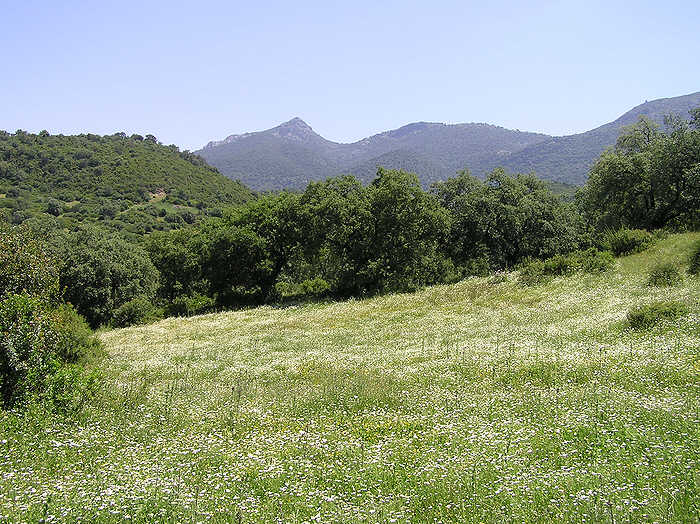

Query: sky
<box><xmin>2</xmin><ymin>0</ymin><xmax>699</xmax><ymax>150</ymax></box>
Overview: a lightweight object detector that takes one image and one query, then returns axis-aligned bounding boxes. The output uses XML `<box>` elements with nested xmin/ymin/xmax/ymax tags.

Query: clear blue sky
<box><xmin>2</xmin><ymin>0</ymin><xmax>699</xmax><ymax>150</ymax></box>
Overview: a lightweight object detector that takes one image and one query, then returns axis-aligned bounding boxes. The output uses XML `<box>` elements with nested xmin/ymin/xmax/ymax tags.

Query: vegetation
<box><xmin>602</xmin><ymin>228</ymin><xmax>654</xmax><ymax>256</ymax></box>
<box><xmin>1</xmin><ymin>232</ymin><xmax>697</xmax><ymax>521</ymax></box>
<box><xmin>689</xmin><ymin>239</ymin><xmax>700</xmax><ymax>275</ymax></box>
<box><xmin>432</xmin><ymin>169</ymin><xmax>584</xmax><ymax>273</ymax></box>
<box><xmin>646</xmin><ymin>262</ymin><xmax>683</xmax><ymax>287</ymax></box>
<box><xmin>145</xmin><ymin>167</ymin><xmax>592</xmax><ymax>312</ymax></box>
<box><xmin>579</xmin><ymin>111</ymin><xmax>700</xmax><ymax>231</ymax></box>
<box><xmin>518</xmin><ymin>248</ymin><xmax>614</xmax><ymax>286</ymax></box>
<box><xmin>0</xmin><ymin>224</ymin><xmax>101</xmax><ymax>409</ymax></box>
<box><xmin>626</xmin><ymin>300</ymin><xmax>690</xmax><ymax>330</ymax></box>
<box><xmin>56</xmin><ymin>227</ymin><xmax>160</xmax><ymax>328</ymax></box>
<box><xmin>0</xmin><ymin>130</ymin><xmax>252</xmax><ymax>236</ymax></box>
<box><xmin>1</xmin><ymin>101</ymin><xmax>699</xmax><ymax>522</ymax></box>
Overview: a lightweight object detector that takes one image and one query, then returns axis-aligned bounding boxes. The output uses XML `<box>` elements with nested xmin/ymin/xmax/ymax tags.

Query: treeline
<box><xmin>17</xmin><ymin>167</ymin><xmax>584</xmax><ymax>328</ymax></box>
<box><xmin>4</xmin><ymin>109</ymin><xmax>700</xmax><ymax>331</ymax></box>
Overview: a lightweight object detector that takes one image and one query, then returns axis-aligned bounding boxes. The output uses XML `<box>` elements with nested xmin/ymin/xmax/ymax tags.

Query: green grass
<box><xmin>2</xmin><ymin>233</ymin><xmax>699</xmax><ymax>522</ymax></box>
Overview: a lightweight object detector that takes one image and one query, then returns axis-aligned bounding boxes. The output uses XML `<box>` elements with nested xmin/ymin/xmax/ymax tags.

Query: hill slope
<box><xmin>2</xmin><ymin>233</ymin><xmax>698</xmax><ymax>521</ymax></box>
<box><xmin>199</xmin><ymin>92</ymin><xmax>700</xmax><ymax>189</ymax></box>
<box><xmin>0</xmin><ymin>130</ymin><xmax>253</xmax><ymax>233</ymax></box>
<box><xmin>500</xmin><ymin>91</ymin><xmax>700</xmax><ymax>184</ymax></box>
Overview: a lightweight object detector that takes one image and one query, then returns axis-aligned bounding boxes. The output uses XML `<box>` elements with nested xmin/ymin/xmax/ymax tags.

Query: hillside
<box><xmin>2</xmin><ymin>233</ymin><xmax>698</xmax><ymax>521</ymax></box>
<box><xmin>0</xmin><ymin>130</ymin><xmax>253</xmax><ymax>234</ymax></box>
<box><xmin>501</xmin><ymin>91</ymin><xmax>700</xmax><ymax>184</ymax></box>
<box><xmin>198</xmin><ymin>92</ymin><xmax>700</xmax><ymax>190</ymax></box>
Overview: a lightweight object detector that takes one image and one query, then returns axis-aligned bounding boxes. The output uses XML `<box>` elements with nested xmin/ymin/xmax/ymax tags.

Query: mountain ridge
<box><xmin>197</xmin><ymin>91</ymin><xmax>700</xmax><ymax>190</ymax></box>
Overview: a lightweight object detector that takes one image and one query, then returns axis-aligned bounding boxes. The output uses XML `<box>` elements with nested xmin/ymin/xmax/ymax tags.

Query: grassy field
<box><xmin>1</xmin><ymin>234</ymin><xmax>699</xmax><ymax>522</ymax></box>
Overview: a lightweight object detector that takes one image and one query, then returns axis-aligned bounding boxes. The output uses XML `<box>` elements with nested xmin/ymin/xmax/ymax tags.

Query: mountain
<box><xmin>0</xmin><ymin>130</ymin><xmax>253</xmax><ymax>235</ymax></box>
<box><xmin>198</xmin><ymin>119</ymin><xmax>549</xmax><ymax>190</ymax></box>
<box><xmin>198</xmin><ymin>92</ymin><xmax>700</xmax><ymax>189</ymax></box>
<box><xmin>500</xmin><ymin>91</ymin><xmax>700</xmax><ymax>185</ymax></box>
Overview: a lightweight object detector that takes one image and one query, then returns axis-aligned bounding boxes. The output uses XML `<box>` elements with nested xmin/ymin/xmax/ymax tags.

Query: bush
<box><xmin>647</xmin><ymin>262</ymin><xmax>683</xmax><ymax>287</ymax></box>
<box><xmin>603</xmin><ymin>228</ymin><xmax>653</xmax><ymax>257</ymax></box>
<box><xmin>111</xmin><ymin>296</ymin><xmax>161</xmax><ymax>328</ymax></box>
<box><xmin>518</xmin><ymin>259</ymin><xmax>551</xmax><ymax>286</ymax></box>
<box><xmin>519</xmin><ymin>249</ymin><xmax>614</xmax><ymax>286</ymax></box>
<box><xmin>52</xmin><ymin>304</ymin><xmax>103</xmax><ymax>363</ymax></box>
<box><xmin>0</xmin><ymin>223</ymin><xmax>60</xmax><ymax>302</ymax></box>
<box><xmin>627</xmin><ymin>301</ymin><xmax>689</xmax><ymax>330</ymax></box>
<box><xmin>0</xmin><ymin>227</ymin><xmax>103</xmax><ymax>409</ymax></box>
<box><xmin>168</xmin><ymin>293</ymin><xmax>216</xmax><ymax>317</ymax></box>
<box><xmin>689</xmin><ymin>240</ymin><xmax>700</xmax><ymax>276</ymax></box>
<box><xmin>275</xmin><ymin>277</ymin><xmax>331</xmax><ymax>300</ymax></box>
<box><xmin>576</xmin><ymin>248</ymin><xmax>615</xmax><ymax>273</ymax></box>
<box><xmin>0</xmin><ymin>293</ymin><xmax>58</xmax><ymax>406</ymax></box>
<box><xmin>41</xmin><ymin>364</ymin><xmax>101</xmax><ymax>415</ymax></box>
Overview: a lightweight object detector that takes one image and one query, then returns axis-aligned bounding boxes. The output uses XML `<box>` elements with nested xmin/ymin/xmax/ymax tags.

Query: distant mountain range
<box><xmin>197</xmin><ymin>91</ymin><xmax>700</xmax><ymax>190</ymax></box>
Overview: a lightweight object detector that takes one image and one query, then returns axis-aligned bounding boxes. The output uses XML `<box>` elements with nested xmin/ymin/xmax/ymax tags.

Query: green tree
<box><xmin>432</xmin><ymin>169</ymin><xmax>583</xmax><ymax>271</ymax></box>
<box><xmin>205</xmin><ymin>224</ymin><xmax>274</xmax><ymax>306</ymax></box>
<box><xmin>579</xmin><ymin>110</ymin><xmax>700</xmax><ymax>230</ymax></box>
<box><xmin>365</xmin><ymin>168</ymin><xmax>452</xmax><ymax>292</ymax></box>
<box><xmin>59</xmin><ymin>227</ymin><xmax>159</xmax><ymax>327</ymax></box>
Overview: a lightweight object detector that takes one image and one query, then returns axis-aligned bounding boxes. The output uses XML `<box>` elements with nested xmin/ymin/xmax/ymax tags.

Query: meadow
<box><xmin>1</xmin><ymin>233</ymin><xmax>698</xmax><ymax>522</ymax></box>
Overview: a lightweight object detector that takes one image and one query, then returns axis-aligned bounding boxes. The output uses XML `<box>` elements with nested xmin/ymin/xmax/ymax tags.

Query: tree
<box><xmin>291</xmin><ymin>176</ymin><xmax>373</xmax><ymax>296</ymax></box>
<box><xmin>146</xmin><ymin>228</ymin><xmax>209</xmax><ymax>301</ymax></box>
<box><xmin>46</xmin><ymin>198</ymin><xmax>62</xmax><ymax>216</ymax></box>
<box><xmin>579</xmin><ymin>109</ymin><xmax>700</xmax><ymax>230</ymax></box>
<box><xmin>432</xmin><ymin>169</ymin><xmax>583</xmax><ymax>271</ymax></box>
<box><xmin>364</xmin><ymin>168</ymin><xmax>452</xmax><ymax>292</ymax></box>
<box><xmin>59</xmin><ymin>227</ymin><xmax>159</xmax><ymax>327</ymax></box>
<box><xmin>204</xmin><ymin>224</ymin><xmax>274</xmax><ymax>306</ymax></box>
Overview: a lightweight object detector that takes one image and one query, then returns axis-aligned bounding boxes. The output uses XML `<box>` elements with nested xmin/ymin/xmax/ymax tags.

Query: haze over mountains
<box><xmin>198</xmin><ymin>91</ymin><xmax>700</xmax><ymax>190</ymax></box>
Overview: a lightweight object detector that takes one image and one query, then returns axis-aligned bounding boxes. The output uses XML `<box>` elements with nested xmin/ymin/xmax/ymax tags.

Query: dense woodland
<box><xmin>1</xmin><ymin>109</ymin><xmax>699</xmax><ymax>408</ymax></box>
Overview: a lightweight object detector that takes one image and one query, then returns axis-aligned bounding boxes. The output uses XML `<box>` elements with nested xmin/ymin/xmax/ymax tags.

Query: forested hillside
<box><xmin>0</xmin><ymin>130</ymin><xmax>253</xmax><ymax>234</ymax></box>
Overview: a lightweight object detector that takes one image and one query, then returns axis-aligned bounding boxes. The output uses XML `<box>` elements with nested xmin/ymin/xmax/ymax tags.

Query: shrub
<box><xmin>0</xmin><ymin>293</ymin><xmax>58</xmax><ymax>406</ymax></box>
<box><xmin>627</xmin><ymin>301</ymin><xmax>689</xmax><ymax>330</ymax></box>
<box><xmin>0</xmin><ymin>226</ymin><xmax>103</xmax><ymax>409</ymax></box>
<box><xmin>689</xmin><ymin>240</ymin><xmax>700</xmax><ymax>275</ymax></box>
<box><xmin>0</xmin><ymin>223</ymin><xmax>60</xmax><ymax>302</ymax></box>
<box><xmin>577</xmin><ymin>248</ymin><xmax>615</xmax><ymax>273</ymax></box>
<box><xmin>519</xmin><ymin>249</ymin><xmax>614</xmax><ymax>286</ymax></box>
<box><xmin>111</xmin><ymin>296</ymin><xmax>161</xmax><ymax>328</ymax></box>
<box><xmin>603</xmin><ymin>228</ymin><xmax>653</xmax><ymax>257</ymax></box>
<box><xmin>647</xmin><ymin>262</ymin><xmax>683</xmax><ymax>287</ymax></box>
<box><xmin>168</xmin><ymin>293</ymin><xmax>216</xmax><ymax>317</ymax></box>
<box><xmin>52</xmin><ymin>304</ymin><xmax>103</xmax><ymax>363</ymax></box>
<box><xmin>41</xmin><ymin>364</ymin><xmax>101</xmax><ymax>415</ymax></box>
<box><xmin>275</xmin><ymin>277</ymin><xmax>331</xmax><ymax>300</ymax></box>
<box><xmin>518</xmin><ymin>259</ymin><xmax>551</xmax><ymax>286</ymax></box>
